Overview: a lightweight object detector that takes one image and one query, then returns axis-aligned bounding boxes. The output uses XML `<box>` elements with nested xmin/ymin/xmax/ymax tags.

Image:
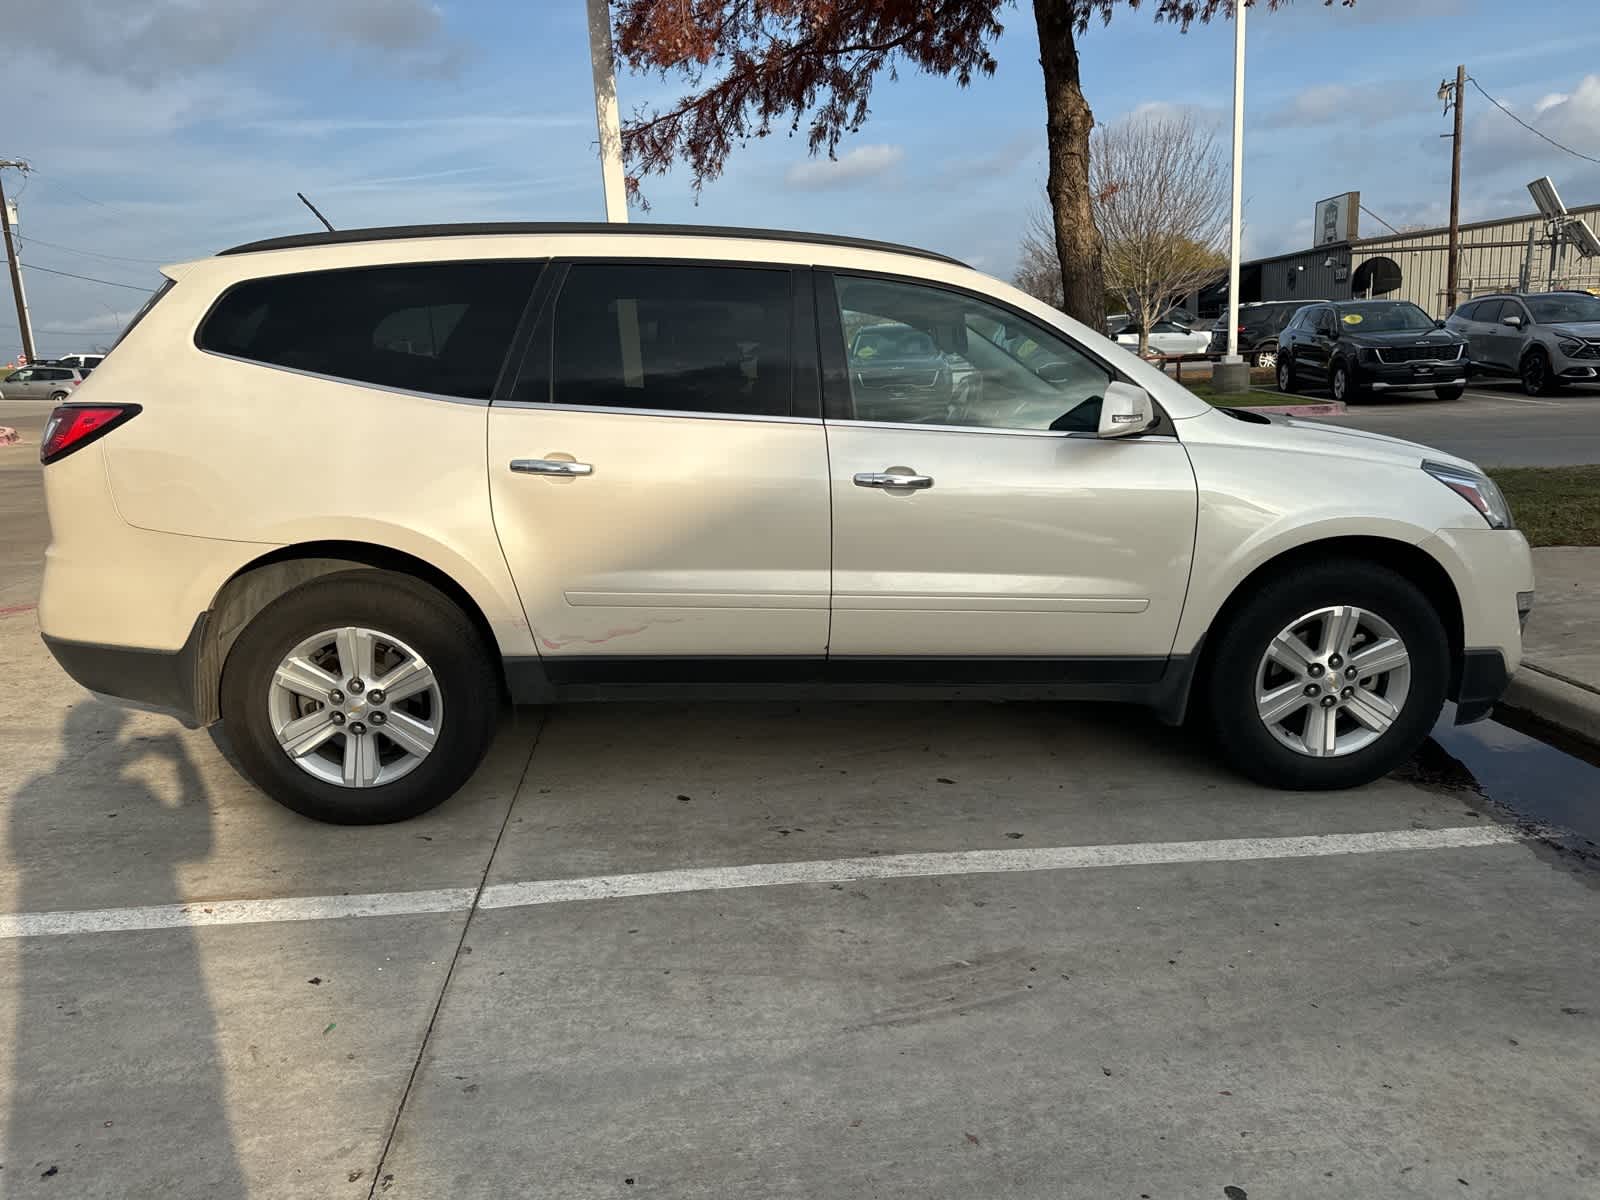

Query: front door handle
<box><xmin>511</xmin><ymin>458</ymin><xmax>593</xmax><ymax>477</ymax></box>
<box><xmin>854</xmin><ymin>470</ymin><xmax>933</xmax><ymax>490</ymax></box>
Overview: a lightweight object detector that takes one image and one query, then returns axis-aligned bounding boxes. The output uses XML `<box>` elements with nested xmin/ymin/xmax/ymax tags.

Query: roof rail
<box><xmin>218</xmin><ymin>222</ymin><xmax>967</xmax><ymax>267</ymax></box>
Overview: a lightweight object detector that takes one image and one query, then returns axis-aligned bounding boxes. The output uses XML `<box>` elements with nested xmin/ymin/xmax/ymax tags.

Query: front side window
<box><xmin>829</xmin><ymin>275</ymin><xmax>1112</xmax><ymax>432</ymax></box>
<box><xmin>526</xmin><ymin>263</ymin><xmax>793</xmax><ymax>418</ymax></box>
<box><xmin>1474</xmin><ymin>300</ymin><xmax>1505</xmax><ymax>325</ymax></box>
<box><xmin>1527</xmin><ymin>293</ymin><xmax>1600</xmax><ymax>324</ymax></box>
<box><xmin>198</xmin><ymin>261</ymin><xmax>540</xmax><ymax>400</ymax></box>
<box><xmin>1315</xmin><ymin>308</ymin><xmax>1337</xmax><ymax>335</ymax></box>
<box><xmin>5</xmin><ymin>369</ymin><xmax>30</xmax><ymax>383</ymax></box>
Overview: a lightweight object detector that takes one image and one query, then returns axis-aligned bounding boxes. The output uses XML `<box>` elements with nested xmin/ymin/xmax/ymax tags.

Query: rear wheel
<box><xmin>220</xmin><ymin>570</ymin><xmax>498</xmax><ymax>824</ymax></box>
<box><xmin>1276</xmin><ymin>355</ymin><xmax>1296</xmax><ymax>394</ymax></box>
<box><xmin>1204</xmin><ymin>560</ymin><xmax>1449</xmax><ymax>790</ymax></box>
<box><xmin>1433</xmin><ymin>384</ymin><xmax>1465</xmax><ymax>401</ymax></box>
<box><xmin>1253</xmin><ymin>342</ymin><xmax>1278</xmax><ymax>370</ymax></box>
<box><xmin>48</xmin><ymin>390</ymin><xmax>70</xmax><ymax>403</ymax></box>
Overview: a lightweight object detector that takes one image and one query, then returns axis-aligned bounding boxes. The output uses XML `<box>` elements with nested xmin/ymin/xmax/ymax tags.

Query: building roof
<box><xmin>218</xmin><ymin>222</ymin><xmax>968</xmax><ymax>266</ymax></box>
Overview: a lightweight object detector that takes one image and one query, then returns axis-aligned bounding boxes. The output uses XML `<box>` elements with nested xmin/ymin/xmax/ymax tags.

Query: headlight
<box><xmin>1423</xmin><ymin>460</ymin><xmax>1514</xmax><ymax>529</ymax></box>
<box><xmin>1558</xmin><ymin>338</ymin><xmax>1583</xmax><ymax>356</ymax></box>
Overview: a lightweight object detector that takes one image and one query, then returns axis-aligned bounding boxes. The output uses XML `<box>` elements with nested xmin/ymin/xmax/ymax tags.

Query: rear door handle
<box><xmin>511</xmin><ymin>458</ymin><xmax>593</xmax><ymax>477</ymax></box>
<box><xmin>854</xmin><ymin>471</ymin><xmax>933</xmax><ymax>490</ymax></box>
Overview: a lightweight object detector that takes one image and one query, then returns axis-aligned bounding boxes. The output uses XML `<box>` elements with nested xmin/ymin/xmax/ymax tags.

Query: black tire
<box><xmin>1433</xmin><ymin>384</ymin><xmax>1465</xmax><ymax>401</ymax></box>
<box><xmin>1204</xmin><ymin>559</ymin><xmax>1449</xmax><ymax>791</ymax></box>
<box><xmin>1330</xmin><ymin>360</ymin><xmax>1363</xmax><ymax>404</ymax></box>
<box><xmin>48</xmin><ymin>390</ymin><xmax>70</xmax><ymax>403</ymax></box>
<box><xmin>1276</xmin><ymin>354</ymin><xmax>1296</xmax><ymax>394</ymax></box>
<box><xmin>1520</xmin><ymin>347</ymin><xmax>1558</xmax><ymax>396</ymax></box>
<box><xmin>220</xmin><ymin>569</ymin><xmax>498</xmax><ymax>824</ymax></box>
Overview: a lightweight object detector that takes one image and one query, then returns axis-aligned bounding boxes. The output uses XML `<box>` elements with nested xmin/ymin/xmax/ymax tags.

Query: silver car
<box><xmin>0</xmin><ymin>364</ymin><xmax>86</xmax><ymax>402</ymax></box>
<box><xmin>1445</xmin><ymin>291</ymin><xmax>1600</xmax><ymax>395</ymax></box>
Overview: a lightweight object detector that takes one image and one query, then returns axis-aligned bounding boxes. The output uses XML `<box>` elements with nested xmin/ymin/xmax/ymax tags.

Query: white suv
<box><xmin>38</xmin><ymin>223</ymin><xmax>1534</xmax><ymax>823</ymax></box>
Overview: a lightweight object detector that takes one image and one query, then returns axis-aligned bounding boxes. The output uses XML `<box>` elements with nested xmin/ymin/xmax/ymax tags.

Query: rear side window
<box><xmin>520</xmin><ymin>263</ymin><xmax>793</xmax><ymax>417</ymax></box>
<box><xmin>199</xmin><ymin>261</ymin><xmax>541</xmax><ymax>400</ymax></box>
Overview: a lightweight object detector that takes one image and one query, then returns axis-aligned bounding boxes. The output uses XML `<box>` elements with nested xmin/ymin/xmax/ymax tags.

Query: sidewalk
<box><xmin>1502</xmin><ymin>547</ymin><xmax>1600</xmax><ymax>744</ymax></box>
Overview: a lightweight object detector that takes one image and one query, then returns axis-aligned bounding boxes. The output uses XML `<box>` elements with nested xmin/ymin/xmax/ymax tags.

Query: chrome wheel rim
<box><xmin>1332</xmin><ymin>368</ymin><xmax>1347</xmax><ymax>401</ymax></box>
<box><xmin>1257</xmin><ymin>348</ymin><xmax>1277</xmax><ymax>369</ymax></box>
<box><xmin>1254</xmin><ymin>606</ymin><xmax>1411</xmax><ymax>759</ymax></box>
<box><xmin>1277</xmin><ymin>360</ymin><xmax>1290</xmax><ymax>389</ymax></box>
<box><xmin>268</xmin><ymin>626</ymin><xmax>442</xmax><ymax>788</ymax></box>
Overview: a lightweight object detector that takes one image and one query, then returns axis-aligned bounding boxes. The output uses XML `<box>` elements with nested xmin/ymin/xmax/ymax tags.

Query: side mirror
<box><xmin>1502</xmin><ymin>314</ymin><xmax>1523</xmax><ymax>328</ymax></box>
<box><xmin>1098</xmin><ymin>382</ymin><xmax>1155</xmax><ymax>439</ymax></box>
<box><xmin>1434</xmin><ymin>318</ymin><xmax>1447</xmax><ymax>328</ymax></box>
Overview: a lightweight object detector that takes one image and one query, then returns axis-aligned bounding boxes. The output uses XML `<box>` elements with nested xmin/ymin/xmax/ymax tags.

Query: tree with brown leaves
<box><xmin>613</xmin><ymin>0</ymin><xmax>1350</xmax><ymax>331</ymax></box>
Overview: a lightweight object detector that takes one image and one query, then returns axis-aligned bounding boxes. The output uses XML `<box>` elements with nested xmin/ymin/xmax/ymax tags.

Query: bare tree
<box><xmin>1012</xmin><ymin>204</ymin><xmax>1063</xmax><ymax>309</ymax></box>
<box><xmin>1090</xmin><ymin>109</ymin><xmax>1228</xmax><ymax>357</ymax></box>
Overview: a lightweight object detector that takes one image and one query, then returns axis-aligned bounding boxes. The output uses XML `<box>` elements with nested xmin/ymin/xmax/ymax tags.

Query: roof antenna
<box><xmin>296</xmin><ymin>192</ymin><xmax>335</xmax><ymax>233</ymax></box>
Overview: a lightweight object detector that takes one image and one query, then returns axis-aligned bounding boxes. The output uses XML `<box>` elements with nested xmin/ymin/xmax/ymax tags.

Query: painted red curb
<box><xmin>0</xmin><ymin>603</ymin><xmax>37</xmax><ymax>617</ymax></box>
<box><xmin>1237</xmin><ymin>401</ymin><xmax>1347</xmax><ymax>417</ymax></box>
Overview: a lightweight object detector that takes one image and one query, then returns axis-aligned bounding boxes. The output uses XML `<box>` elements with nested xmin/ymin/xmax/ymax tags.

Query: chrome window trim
<box><xmin>824</xmin><ymin>417</ymin><xmax>1178</xmax><ymax>442</ymax></box>
<box><xmin>493</xmin><ymin>398</ymin><xmax>823</xmax><ymax>426</ymax></box>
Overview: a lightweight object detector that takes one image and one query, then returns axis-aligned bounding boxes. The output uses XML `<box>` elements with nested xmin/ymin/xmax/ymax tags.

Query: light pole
<box><xmin>585</xmin><ymin>0</ymin><xmax>628</xmax><ymax>223</ymax></box>
<box><xmin>1216</xmin><ymin>0</ymin><xmax>1249</xmax><ymax>393</ymax></box>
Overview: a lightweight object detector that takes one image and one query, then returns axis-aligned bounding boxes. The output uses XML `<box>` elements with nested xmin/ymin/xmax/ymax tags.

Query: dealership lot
<box><xmin>4</xmin><ymin>393</ymin><xmax>1600</xmax><ymax>1199</ymax></box>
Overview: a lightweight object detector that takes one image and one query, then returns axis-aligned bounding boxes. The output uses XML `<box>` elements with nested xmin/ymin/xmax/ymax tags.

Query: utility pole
<box><xmin>0</xmin><ymin>159</ymin><xmax>35</xmax><ymax>364</ymax></box>
<box><xmin>585</xmin><ymin>0</ymin><xmax>628</xmax><ymax>223</ymax></box>
<box><xmin>1439</xmin><ymin>65</ymin><xmax>1465</xmax><ymax>312</ymax></box>
<box><xmin>1213</xmin><ymin>0</ymin><xmax>1249</xmax><ymax>395</ymax></box>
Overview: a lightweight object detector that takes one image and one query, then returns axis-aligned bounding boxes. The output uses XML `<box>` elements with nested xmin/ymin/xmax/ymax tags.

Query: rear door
<box><xmin>488</xmin><ymin>261</ymin><xmax>830</xmax><ymax>671</ymax></box>
<box><xmin>817</xmin><ymin>270</ymin><xmax>1196</xmax><ymax>669</ymax></box>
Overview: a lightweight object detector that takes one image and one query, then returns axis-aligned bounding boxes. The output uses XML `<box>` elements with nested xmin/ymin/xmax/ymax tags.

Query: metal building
<box><xmin>1232</xmin><ymin>202</ymin><xmax>1600</xmax><ymax>317</ymax></box>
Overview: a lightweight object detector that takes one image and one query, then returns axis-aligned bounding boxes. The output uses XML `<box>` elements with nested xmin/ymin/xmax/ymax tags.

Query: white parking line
<box><xmin>0</xmin><ymin>826</ymin><xmax>1520</xmax><ymax>940</ymax></box>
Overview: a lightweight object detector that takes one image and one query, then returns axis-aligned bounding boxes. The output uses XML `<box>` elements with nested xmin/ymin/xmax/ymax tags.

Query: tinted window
<box><xmin>199</xmin><ymin>261</ymin><xmax>540</xmax><ymax>400</ymax></box>
<box><xmin>4</xmin><ymin>370</ymin><xmax>28</xmax><ymax>382</ymax></box>
<box><xmin>533</xmin><ymin>264</ymin><xmax>793</xmax><ymax>417</ymax></box>
<box><xmin>1314</xmin><ymin>308</ymin><xmax>1336</xmax><ymax>334</ymax></box>
<box><xmin>43</xmin><ymin>368</ymin><xmax>73</xmax><ymax>380</ymax></box>
<box><xmin>1473</xmin><ymin>300</ymin><xmax>1504</xmax><ymax>325</ymax></box>
<box><xmin>1526</xmin><ymin>293</ymin><xmax>1600</xmax><ymax>323</ymax></box>
<box><xmin>830</xmin><ymin>276</ymin><xmax>1112</xmax><ymax>432</ymax></box>
<box><xmin>1452</xmin><ymin>300</ymin><xmax>1480</xmax><ymax>321</ymax></box>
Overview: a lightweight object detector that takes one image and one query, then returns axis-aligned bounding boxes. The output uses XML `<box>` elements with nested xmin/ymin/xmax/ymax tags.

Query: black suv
<box><xmin>1277</xmin><ymin>300</ymin><xmax>1468</xmax><ymax>403</ymax></box>
<box><xmin>1206</xmin><ymin>301</ymin><xmax>1304</xmax><ymax>368</ymax></box>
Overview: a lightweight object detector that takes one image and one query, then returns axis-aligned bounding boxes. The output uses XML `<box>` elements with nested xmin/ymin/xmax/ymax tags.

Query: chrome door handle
<box><xmin>854</xmin><ymin>471</ymin><xmax>933</xmax><ymax>490</ymax></box>
<box><xmin>511</xmin><ymin>458</ymin><xmax>593</xmax><ymax>477</ymax></box>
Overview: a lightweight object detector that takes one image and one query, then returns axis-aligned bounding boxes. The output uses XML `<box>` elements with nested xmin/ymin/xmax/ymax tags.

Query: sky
<box><xmin>4</xmin><ymin>0</ymin><xmax>1600</xmax><ymax>356</ymax></box>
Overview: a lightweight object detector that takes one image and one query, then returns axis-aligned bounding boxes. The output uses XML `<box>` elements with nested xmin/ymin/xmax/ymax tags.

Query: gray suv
<box><xmin>0</xmin><ymin>365</ymin><xmax>85</xmax><ymax>402</ymax></box>
<box><xmin>1445</xmin><ymin>291</ymin><xmax>1600</xmax><ymax>395</ymax></box>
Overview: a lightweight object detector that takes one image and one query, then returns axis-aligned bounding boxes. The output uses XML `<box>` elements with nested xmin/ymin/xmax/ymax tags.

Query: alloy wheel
<box><xmin>1277</xmin><ymin>358</ymin><xmax>1291</xmax><ymax>391</ymax></box>
<box><xmin>1253</xmin><ymin>605</ymin><xmax>1411</xmax><ymax>758</ymax></box>
<box><xmin>267</xmin><ymin>626</ymin><xmax>442</xmax><ymax>788</ymax></box>
<box><xmin>1331</xmin><ymin>367</ymin><xmax>1347</xmax><ymax>402</ymax></box>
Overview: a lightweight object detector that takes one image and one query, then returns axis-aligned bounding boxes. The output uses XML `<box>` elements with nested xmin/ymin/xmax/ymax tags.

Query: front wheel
<box><xmin>1276</xmin><ymin>355</ymin><xmax>1296</xmax><ymax>393</ymax></box>
<box><xmin>1204</xmin><ymin>560</ymin><xmax>1449</xmax><ymax>790</ymax></box>
<box><xmin>1521</xmin><ymin>348</ymin><xmax>1558</xmax><ymax>396</ymax></box>
<box><xmin>220</xmin><ymin>570</ymin><xmax>499</xmax><ymax>824</ymax></box>
<box><xmin>1253</xmin><ymin>343</ymin><xmax>1278</xmax><ymax>370</ymax></box>
<box><xmin>1330</xmin><ymin>360</ymin><xmax>1363</xmax><ymax>404</ymax></box>
<box><xmin>1434</xmin><ymin>384</ymin><xmax>1465</xmax><ymax>401</ymax></box>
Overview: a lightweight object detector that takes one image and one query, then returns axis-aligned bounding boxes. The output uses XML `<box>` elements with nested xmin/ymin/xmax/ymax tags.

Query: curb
<box><xmin>1499</xmin><ymin>665</ymin><xmax>1600</xmax><ymax>748</ymax></box>
<box><xmin>1235</xmin><ymin>400</ymin><xmax>1347</xmax><ymax>417</ymax></box>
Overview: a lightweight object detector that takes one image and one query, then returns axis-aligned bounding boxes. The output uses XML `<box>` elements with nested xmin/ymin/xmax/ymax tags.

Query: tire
<box><xmin>1520</xmin><ymin>347</ymin><xmax>1558</xmax><ymax>396</ymax></box>
<box><xmin>1252</xmin><ymin>343</ymin><xmax>1278</xmax><ymax>370</ymax></box>
<box><xmin>48</xmin><ymin>391</ymin><xmax>70</xmax><ymax>403</ymax></box>
<box><xmin>1433</xmin><ymin>384</ymin><xmax>1465</xmax><ymax>401</ymax></box>
<box><xmin>220</xmin><ymin>569</ymin><xmax>498</xmax><ymax>824</ymax></box>
<box><xmin>1203</xmin><ymin>559</ymin><xmax>1449</xmax><ymax>791</ymax></box>
<box><xmin>1330</xmin><ymin>360</ymin><xmax>1363</xmax><ymax>404</ymax></box>
<box><xmin>1276</xmin><ymin>354</ymin><xmax>1296</xmax><ymax>394</ymax></box>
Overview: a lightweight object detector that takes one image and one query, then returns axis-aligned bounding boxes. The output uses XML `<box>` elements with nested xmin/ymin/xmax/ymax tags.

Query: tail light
<box><xmin>40</xmin><ymin>404</ymin><xmax>141</xmax><ymax>465</ymax></box>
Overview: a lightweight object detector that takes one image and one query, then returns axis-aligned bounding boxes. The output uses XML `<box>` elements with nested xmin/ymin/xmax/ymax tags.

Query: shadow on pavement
<box><xmin>5</xmin><ymin>701</ymin><xmax>246</xmax><ymax>1196</ymax></box>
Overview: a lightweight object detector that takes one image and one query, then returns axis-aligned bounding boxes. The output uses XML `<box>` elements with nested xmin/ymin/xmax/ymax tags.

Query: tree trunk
<box><xmin>1032</xmin><ymin>0</ymin><xmax>1105</xmax><ymax>332</ymax></box>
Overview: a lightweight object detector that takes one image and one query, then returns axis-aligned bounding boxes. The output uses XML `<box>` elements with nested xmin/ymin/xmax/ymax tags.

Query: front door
<box><xmin>3</xmin><ymin>369</ymin><xmax>40</xmax><ymax>400</ymax></box>
<box><xmin>489</xmin><ymin>262</ymin><xmax>830</xmax><ymax>671</ymax></box>
<box><xmin>817</xmin><ymin>272</ymin><xmax>1196</xmax><ymax>668</ymax></box>
<box><xmin>1486</xmin><ymin>298</ymin><xmax>1529</xmax><ymax>371</ymax></box>
<box><xmin>1302</xmin><ymin>307</ymin><xmax>1337</xmax><ymax>381</ymax></box>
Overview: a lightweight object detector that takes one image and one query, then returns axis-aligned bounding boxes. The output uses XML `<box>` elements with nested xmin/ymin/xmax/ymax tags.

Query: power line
<box><xmin>16</xmin><ymin>235</ymin><xmax>169</xmax><ymax>266</ymax></box>
<box><xmin>20</xmin><ymin>262</ymin><xmax>156</xmax><ymax>292</ymax></box>
<box><xmin>1467</xmin><ymin>76</ymin><xmax>1600</xmax><ymax>166</ymax></box>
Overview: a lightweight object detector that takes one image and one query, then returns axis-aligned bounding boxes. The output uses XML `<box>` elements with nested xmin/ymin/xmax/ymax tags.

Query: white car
<box><xmin>1113</xmin><ymin>319</ymin><xmax>1212</xmax><ymax>357</ymax></box>
<box><xmin>38</xmin><ymin>223</ymin><xmax>1533</xmax><ymax>823</ymax></box>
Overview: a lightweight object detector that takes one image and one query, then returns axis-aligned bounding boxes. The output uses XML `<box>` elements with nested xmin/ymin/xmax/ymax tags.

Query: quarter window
<box><xmin>198</xmin><ymin>261</ymin><xmax>541</xmax><ymax>400</ymax></box>
<box><xmin>828</xmin><ymin>275</ymin><xmax>1113</xmax><ymax>432</ymax></box>
<box><xmin>522</xmin><ymin>263</ymin><xmax>794</xmax><ymax>417</ymax></box>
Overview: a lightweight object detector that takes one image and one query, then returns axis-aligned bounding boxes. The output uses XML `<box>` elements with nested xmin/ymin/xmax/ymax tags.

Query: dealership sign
<box><xmin>1315</xmin><ymin>192</ymin><xmax>1360</xmax><ymax>246</ymax></box>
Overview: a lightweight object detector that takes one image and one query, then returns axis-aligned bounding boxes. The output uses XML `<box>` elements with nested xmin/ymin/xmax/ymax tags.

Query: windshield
<box><xmin>1526</xmin><ymin>293</ymin><xmax>1600</xmax><ymax>324</ymax></box>
<box><xmin>1334</xmin><ymin>302</ymin><xmax>1436</xmax><ymax>332</ymax></box>
<box><xmin>851</xmin><ymin>326</ymin><xmax>938</xmax><ymax>359</ymax></box>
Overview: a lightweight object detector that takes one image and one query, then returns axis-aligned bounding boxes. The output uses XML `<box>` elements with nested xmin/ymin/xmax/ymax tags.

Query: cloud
<box><xmin>1261</xmin><ymin>81</ymin><xmax>1424</xmax><ymax>130</ymax></box>
<box><xmin>1467</xmin><ymin>73</ymin><xmax>1600</xmax><ymax>180</ymax></box>
<box><xmin>11</xmin><ymin>0</ymin><xmax>466</xmax><ymax>83</ymax></box>
<box><xmin>784</xmin><ymin>144</ymin><xmax>905</xmax><ymax>190</ymax></box>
